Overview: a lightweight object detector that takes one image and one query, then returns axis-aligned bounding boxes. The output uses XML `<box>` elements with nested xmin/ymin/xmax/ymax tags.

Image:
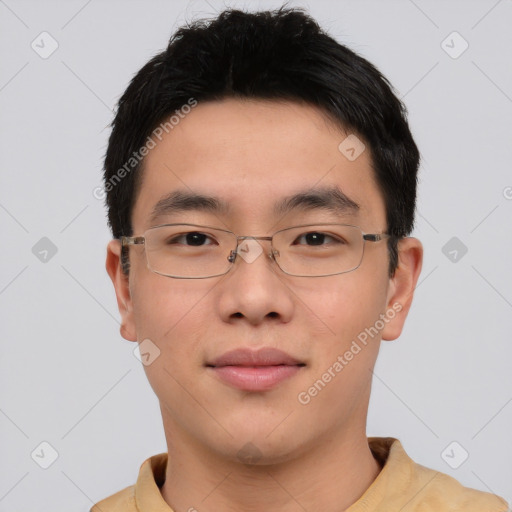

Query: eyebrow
<box><xmin>149</xmin><ymin>190</ymin><xmax>230</xmax><ymax>223</ymax></box>
<box><xmin>149</xmin><ymin>185</ymin><xmax>360</xmax><ymax>223</ymax></box>
<box><xmin>274</xmin><ymin>186</ymin><xmax>360</xmax><ymax>217</ymax></box>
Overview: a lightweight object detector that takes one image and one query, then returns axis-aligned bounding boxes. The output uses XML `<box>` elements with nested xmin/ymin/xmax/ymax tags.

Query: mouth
<box><xmin>206</xmin><ymin>347</ymin><xmax>306</xmax><ymax>391</ymax></box>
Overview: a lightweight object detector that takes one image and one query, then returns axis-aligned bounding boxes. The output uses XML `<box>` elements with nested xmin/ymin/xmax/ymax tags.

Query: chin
<box><xmin>205</xmin><ymin>429</ymin><xmax>308</xmax><ymax>467</ymax></box>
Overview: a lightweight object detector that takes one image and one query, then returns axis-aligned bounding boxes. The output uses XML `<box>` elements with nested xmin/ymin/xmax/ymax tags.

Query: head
<box><xmin>105</xmin><ymin>7</ymin><xmax>422</xmax><ymax>463</ymax></box>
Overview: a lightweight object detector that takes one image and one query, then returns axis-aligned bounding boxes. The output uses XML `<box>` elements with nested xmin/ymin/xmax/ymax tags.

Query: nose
<box><xmin>216</xmin><ymin>238</ymin><xmax>294</xmax><ymax>326</ymax></box>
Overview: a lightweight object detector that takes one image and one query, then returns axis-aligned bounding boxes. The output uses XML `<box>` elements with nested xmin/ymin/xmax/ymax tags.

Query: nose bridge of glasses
<box><xmin>236</xmin><ymin>235</ymin><xmax>273</xmax><ymax>242</ymax></box>
<box><xmin>227</xmin><ymin>235</ymin><xmax>278</xmax><ymax>265</ymax></box>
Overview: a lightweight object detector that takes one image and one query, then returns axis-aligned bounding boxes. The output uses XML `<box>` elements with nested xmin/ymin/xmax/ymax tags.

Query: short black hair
<box><xmin>103</xmin><ymin>5</ymin><xmax>420</xmax><ymax>277</ymax></box>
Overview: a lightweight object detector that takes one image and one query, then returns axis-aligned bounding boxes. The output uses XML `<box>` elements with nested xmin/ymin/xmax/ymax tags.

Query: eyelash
<box><xmin>168</xmin><ymin>231</ymin><xmax>343</xmax><ymax>246</ymax></box>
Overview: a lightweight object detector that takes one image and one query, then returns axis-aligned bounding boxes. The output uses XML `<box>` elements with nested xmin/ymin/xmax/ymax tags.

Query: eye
<box><xmin>293</xmin><ymin>232</ymin><xmax>341</xmax><ymax>246</ymax></box>
<box><xmin>168</xmin><ymin>231</ymin><xmax>216</xmax><ymax>246</ymax></box>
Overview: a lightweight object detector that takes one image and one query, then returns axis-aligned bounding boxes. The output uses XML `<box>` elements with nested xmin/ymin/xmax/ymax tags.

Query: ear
<box><xmin>106</xmin><ymin>239</ymin><xmax>137</xmax><ymax>342</ymax></box>
<box><xmin>381</xmin><ymin>237</ymin><xmax>423</xmax><ymax>341</ymax></box>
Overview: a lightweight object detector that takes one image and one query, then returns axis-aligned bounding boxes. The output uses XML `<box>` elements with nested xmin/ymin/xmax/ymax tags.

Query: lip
<box><xmin>206</xmin><ymin>348</ymin><xmax>305</xmax><ymax>391</ymax></box>
<box><xmin>208</xmin><ymin>347</ymin><xmax>304</xmax><ymax>367</ymax></box>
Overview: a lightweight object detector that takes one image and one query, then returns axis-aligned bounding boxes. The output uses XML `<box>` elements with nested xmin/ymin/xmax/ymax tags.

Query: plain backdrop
<box><xmin>1</xmin><ymin>0</ymin><xmax>511</xmax><ymax>510</ymax></box>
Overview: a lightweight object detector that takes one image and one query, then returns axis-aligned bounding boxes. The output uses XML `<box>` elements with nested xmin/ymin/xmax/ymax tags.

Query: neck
<box><xmin>160</xmin><ymin>422</ymin><xmax>381</xmax><ymax>512</ymax></box>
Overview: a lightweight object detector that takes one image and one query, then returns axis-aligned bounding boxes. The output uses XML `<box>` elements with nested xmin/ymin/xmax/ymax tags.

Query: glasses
<box><xmin>120</xmin><ymin>223</ymin><xmax>390</xmax><ymax>279</ymax></box>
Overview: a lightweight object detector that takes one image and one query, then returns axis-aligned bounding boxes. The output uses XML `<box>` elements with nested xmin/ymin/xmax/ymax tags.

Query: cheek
<box><xmin>294</xmin><ymin>276</ymin><xmax>388</xmax><ymax>416</ymax></box>
<box><xmin>130</xmin><ymin>276</ymin><xmax>215</xmax><ymax>415</ymax></box>
<box><xmin>130</xmin><ymin>273</ymin><xmax>212</xmax><ymax>364</ymax></box>
<box><xmin>293</xmin><ymin>271</ymin><xmax>389</xmax><ymax>348</ymax></box>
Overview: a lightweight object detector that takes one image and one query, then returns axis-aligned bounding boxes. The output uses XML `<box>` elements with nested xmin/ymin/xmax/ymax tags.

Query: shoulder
<box><xmin>412</xmin><ymin>463</ymin><xmax>508</xmax><ymax>511</ymax></box>
<box><xmin>90</xmin><ymin>484</ymin><xmax>136</xmax><ymax>512</ymax></box>
<box><xmin>366</xmin><ymin>437</ymin><xmax>509</xmax><ymax>511</ymax></box>
<box><xmin>89</xmin><ymin>453</ymin><xmax>168</xmax><ymax>512</ymax></box>
<box><xmin>398</xmin><ymin>452</ymin><xmax>509</xmax><ymax>511</ymax></box>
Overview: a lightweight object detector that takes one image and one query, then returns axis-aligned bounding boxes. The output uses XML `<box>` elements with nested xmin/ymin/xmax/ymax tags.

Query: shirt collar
<box><xmin>134</xmin><ymin>437</ymin><xmax>408</xmax><ymax>511</ymax></box>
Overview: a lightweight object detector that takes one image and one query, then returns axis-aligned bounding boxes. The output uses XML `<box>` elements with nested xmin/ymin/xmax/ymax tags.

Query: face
<box><xmin>107</xmin><ymin>98</ymin><xmax>422</xmax><ymax>463</ymax></box>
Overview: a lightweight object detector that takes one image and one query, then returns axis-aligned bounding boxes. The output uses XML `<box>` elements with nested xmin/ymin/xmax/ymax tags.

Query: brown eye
<box><xmin>168</xmin><ymin>232</ymin><xmax>215</xmax><ymax>246</ymax></box>
<box><xmin>293</xmin><ymin>232</ymin><xmax>341</xmax><ymax>246</ymax></box>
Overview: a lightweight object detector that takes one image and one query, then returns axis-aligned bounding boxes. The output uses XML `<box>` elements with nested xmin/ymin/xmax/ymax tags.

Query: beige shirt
<box><xmin>91</xmin><ymin>437</ymin><xmax>509</xmax><ymax>511</ymax></box>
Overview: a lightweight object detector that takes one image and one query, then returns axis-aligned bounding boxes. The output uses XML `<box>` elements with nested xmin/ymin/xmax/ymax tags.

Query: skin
<box><xmin>106</xmin><ymin>98</ymin><xmax>423</xmax><ymax>512</ymax></box>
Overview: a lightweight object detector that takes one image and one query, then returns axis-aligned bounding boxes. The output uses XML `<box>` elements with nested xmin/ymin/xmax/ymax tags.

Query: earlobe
<box><xmin>105</xmin><ymin>239</ymin><xmax>138</xmax><ymax>342</ymax></box>
<box><xmin>381</xmin><ymin>237</ymin><xmax>423</xmax><ymax>342</ymax></box>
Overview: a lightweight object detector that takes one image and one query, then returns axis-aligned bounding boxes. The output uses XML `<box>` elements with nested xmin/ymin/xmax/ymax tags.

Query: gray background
<box><xmin>1</xmin><ymin>0</ymin><xmax>511</xmax><ymax>510</ymax></box>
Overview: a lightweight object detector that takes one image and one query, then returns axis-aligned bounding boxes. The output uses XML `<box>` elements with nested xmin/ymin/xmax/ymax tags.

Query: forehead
<box><xmin>131</xmin><ymin>99</ymin><xmax>386</xmax><ymax>231</ymax></box>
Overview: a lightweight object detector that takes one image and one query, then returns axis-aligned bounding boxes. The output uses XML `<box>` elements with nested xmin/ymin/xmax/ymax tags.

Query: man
<box><xmin>94</xmin><ymin>6</ymin><xmax>509</xmax><ymax>511</ymax></box>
